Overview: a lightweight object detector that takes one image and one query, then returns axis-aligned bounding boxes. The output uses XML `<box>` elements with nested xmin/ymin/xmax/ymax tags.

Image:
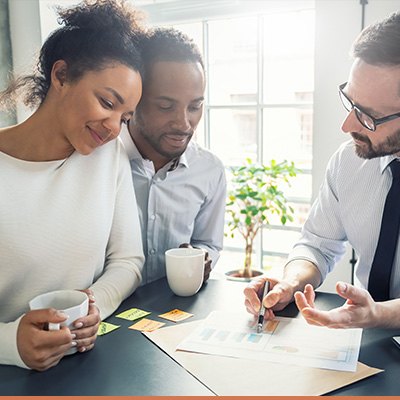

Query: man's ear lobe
<box><xmin>51</xmin><ymin>60</ymin><xmax>68</xmax><ymax>91</ymax></box>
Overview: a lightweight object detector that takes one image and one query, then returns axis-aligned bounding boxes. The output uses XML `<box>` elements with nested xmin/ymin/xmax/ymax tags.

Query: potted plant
<box><xmin>225</xmin><ymin>158</ymin><xmax>300</xmax><ymax>280</ymax></box>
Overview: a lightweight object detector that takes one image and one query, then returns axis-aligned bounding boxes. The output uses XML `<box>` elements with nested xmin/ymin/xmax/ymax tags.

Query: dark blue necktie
<box><xmin>368</xmin><ymin>160</ymin><xmax>400</xmax><ymax>302</ymax></box>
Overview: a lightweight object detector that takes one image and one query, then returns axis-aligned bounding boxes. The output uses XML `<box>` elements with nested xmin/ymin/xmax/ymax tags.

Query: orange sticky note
<box><xmin>129</xmin><ymin>318</ymin><xmax>165</xmax><ymax>332</ymax></box>
<box><xmin>264</xmin><ymin>320</ymin><xmax>279</xmax><ymax>333</ymax></box>
<box><xmin>158</xmin><ymin>309</ymin><xmax>194</xmax><ymax>323</ymax></box>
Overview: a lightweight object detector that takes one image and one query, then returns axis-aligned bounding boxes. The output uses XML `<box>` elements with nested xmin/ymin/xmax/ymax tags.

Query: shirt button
<box><xmin>150</xmin><ymin>214</ymin><xmax>156</xmax><ymax>220</ymax></box>
<box><xmin>149</xmin><ymin>249</ymin><xmax>156</xmax><ymax>255</ymax></box>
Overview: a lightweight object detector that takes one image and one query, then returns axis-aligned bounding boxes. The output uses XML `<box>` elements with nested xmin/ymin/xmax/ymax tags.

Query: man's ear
<box><xmin>51</xmin><ymin>60</ymin><xmax>69</xmax><ymax>91</ymax></box>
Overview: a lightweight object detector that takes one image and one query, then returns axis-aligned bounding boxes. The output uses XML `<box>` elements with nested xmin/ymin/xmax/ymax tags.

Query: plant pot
<box><xmin>224</xmin><ymin>269</ymin><xmax>264</xmax><ymax>282</ymax></box>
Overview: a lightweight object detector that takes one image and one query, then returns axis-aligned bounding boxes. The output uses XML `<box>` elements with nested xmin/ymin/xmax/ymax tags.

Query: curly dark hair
<box><xmin>0</xmin><ymin>0</ymin><xmax>147</xmax><ymax>112</ymax></box>
<box><xmin>351</xmin><ymin>11</ymin><xmax>400</xmax><ymax>66</ymax></box>
<box><xmin>139</xmin><ymin>26</ymin><xmax>204</xmax><ymax>84</ymax></box>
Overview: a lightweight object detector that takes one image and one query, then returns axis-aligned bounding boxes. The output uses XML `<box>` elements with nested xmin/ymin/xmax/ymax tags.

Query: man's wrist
<box><xmin>285</xmin><ymin>259</ymin><xmax>321</xmax><ymax>284</ymax></box>
<box><xmin>372</xmin><ymin>299</ymin><xmax>400</xmax><ymax>329</ymax></box>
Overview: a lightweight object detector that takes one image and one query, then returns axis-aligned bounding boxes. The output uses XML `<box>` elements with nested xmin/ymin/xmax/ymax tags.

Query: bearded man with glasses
<box><xmin>244</xmin><ymin>11</ymin><xmax>400</xmax><ymax>330</ymax></box>
<box><xmin>338</xmin><ymin>82</ymin><xmax>400</xmax><ymax>159</ymax></box>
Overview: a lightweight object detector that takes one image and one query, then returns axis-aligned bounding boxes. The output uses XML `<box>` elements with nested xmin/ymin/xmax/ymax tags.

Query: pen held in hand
<box><xmin>257</xmin><ymin>280</ymin><xmax>270</xmax><ymax>333</ymax></box>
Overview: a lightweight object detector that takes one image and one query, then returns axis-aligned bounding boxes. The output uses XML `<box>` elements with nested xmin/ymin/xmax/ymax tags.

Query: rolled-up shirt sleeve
<box><xmin>286</xmin><ymin>149</ymin><xmax>347</xmax><ymax>282</ymax></box>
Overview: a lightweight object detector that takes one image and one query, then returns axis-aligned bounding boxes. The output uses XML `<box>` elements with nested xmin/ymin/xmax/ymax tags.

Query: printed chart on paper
<box><xmin>177</xmin><ymin>311</ymin><xmax>362</xmax><ymax>372</ymax></box>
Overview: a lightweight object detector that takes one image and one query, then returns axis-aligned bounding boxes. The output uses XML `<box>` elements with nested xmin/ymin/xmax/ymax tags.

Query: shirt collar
<box><xmin>380</xmin><ymin>154</ymin><xmax>400</xmax><ymax>174</ymax></box>
<box><xmin>119</xmin><ymin>123</ymin><xmax>190</xmax><ymax>169</ymax></box>
<box><xmin>178</xmin><ymin>147</ymin><xmax>190</xmax><ymax>168</ymax></box>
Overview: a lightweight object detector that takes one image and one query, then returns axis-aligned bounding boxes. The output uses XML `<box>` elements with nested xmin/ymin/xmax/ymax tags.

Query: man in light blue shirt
<box><xmin>244</xmin><ymin>12</ymin><xmax>400</xmax><ymax>329</ymax></box>
<box><xmin>120</xmin><ymin>27</ymin><xmax>226</xmax><ymax>285</ymax></box>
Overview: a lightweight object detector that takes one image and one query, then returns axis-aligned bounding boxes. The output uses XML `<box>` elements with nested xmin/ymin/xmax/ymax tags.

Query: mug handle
<box><xmin>48</xmin><ymin>322</ymin><xmax>61</xmax><ymax>330</ymax></box>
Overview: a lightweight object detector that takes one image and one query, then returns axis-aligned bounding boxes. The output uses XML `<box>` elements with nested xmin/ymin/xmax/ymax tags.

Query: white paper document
<box><xmin>177</xmin><ymin>311</ymin><xmax>362</xmax><ymax>372</ymax></box>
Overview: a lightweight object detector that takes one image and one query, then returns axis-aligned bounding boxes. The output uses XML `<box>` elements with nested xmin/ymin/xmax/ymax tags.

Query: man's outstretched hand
<box><xmin>294</xmin><ymin>282</ymin><xmax>380</xmax><ymax>329</ymax></box>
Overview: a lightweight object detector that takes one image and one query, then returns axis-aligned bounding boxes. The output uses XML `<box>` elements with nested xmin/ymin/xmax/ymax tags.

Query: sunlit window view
<box><xmin>39</xmin><ymin>1</ymin><xmax>315</xmax><ymax>277</ymax></box>
<box><xmin>175</xmin><ymin>7</ymin><xmax>315</xmax><ymax>276</ymax></box>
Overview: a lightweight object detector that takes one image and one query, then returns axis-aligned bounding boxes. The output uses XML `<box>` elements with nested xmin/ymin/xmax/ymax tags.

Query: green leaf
<box><xmin>226</xmin><ymin>158</ymin><xmax>300</xmax><ymax>233</ymax></box>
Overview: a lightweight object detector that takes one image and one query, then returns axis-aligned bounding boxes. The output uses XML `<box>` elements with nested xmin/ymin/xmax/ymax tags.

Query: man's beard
<box><xmin>133</xmin><ymin>110</ymin><xmax>192</xmax><ymax>160</ymax></box>
<box><xmin>351</xmin><ymin>128</ymin><xmax>400</xmax><ymax>159</ymax></box>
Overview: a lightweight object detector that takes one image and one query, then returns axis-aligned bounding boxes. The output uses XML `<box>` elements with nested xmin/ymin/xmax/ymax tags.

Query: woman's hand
<box><xmin>72</xmin><ymin>289</ymin><xmax>101</xmax><ymax>353</ymax></box>
<box><xmin>17</xmin><ymin>309</ymin><xmax>73</xmax><ymax>371</ymax></box>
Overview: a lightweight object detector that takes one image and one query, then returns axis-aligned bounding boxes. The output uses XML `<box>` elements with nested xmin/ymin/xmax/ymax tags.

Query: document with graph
<box><xmin>176</xmin><ymin>311</ymin><xmax>362</xmax><ymax>372</ymax></box>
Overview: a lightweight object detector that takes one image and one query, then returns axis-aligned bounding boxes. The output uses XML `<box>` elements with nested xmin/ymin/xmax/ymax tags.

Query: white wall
<box><xmin>8</xmin><ymin>0</ymin><xmax>42</xmax><ymax>123</ymax></box>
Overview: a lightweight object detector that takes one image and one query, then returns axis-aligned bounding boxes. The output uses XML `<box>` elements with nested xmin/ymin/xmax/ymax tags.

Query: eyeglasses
<box><xmin>338</xmin><ymin>82</ymin><xmax>400</xmax><ymax>132</ymax></box>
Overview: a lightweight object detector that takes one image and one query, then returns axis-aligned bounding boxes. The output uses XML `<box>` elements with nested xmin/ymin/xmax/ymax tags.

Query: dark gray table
<box><xmin>0</xmin><ymin>277</ymin><xmax>399</xmax><ymax>396</ymax></box>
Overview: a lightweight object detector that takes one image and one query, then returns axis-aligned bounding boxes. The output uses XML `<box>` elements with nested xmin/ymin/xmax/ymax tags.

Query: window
<box><xmin>175</xmin><ymin>5</ymin><xmax>315</xmax><ymax>275</ymax></box>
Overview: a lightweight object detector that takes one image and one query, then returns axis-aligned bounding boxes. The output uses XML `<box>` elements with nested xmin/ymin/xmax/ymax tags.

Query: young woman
<box><xmin>0</xmin><ymin>0</ymin><xmax>146</xmax><ymax>371</ymax></box>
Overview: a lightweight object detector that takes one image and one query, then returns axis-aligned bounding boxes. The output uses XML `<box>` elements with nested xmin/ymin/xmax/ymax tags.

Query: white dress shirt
<box><xmin>120</xmin><ymin>125</ymin><xmax>227</xmax><ymax>284</ymax></box>
<box><xmin>287</xmin><ymin>139</ymin><xmax>400</xmax><ymax>299</ymax></box>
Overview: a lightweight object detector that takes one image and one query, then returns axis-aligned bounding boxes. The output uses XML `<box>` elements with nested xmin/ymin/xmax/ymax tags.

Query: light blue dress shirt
<box><xmin>287</xmin><ymin>139</ymin><xmax>400</xmax><ymax>299</ymax></box>
<box><xmin>120</xmin><ymin>125</ymin><xmax>227</xmax><ymax>284</ymax></box>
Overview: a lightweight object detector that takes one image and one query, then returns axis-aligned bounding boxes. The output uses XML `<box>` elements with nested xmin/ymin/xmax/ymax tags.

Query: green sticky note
<box><xmin>116</xmin><ymin>308</ymin><xmax>151</xmax><ymax>321</ymax></box>
<box><xmin>97</xmin><ymin>322</ymin><xmax>120</xmax><ymax>336</ymax></box>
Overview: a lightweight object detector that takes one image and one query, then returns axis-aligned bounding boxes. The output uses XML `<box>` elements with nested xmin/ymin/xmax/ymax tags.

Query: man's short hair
<box><xmin>352</xmin><ymin>11</ymin><xmax>400</xmax><ymax>66</ymax></box>
<box><xmin>140</xmin><ymin>27</ymin><xmax>204</xmax><ymax>83</ymax></box>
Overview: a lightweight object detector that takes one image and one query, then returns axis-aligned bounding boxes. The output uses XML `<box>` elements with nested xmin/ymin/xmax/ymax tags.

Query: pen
<box><xmin>257</xmin><ymin>280</ymin><xmax>270</xmax><ymax>333</ymax></box>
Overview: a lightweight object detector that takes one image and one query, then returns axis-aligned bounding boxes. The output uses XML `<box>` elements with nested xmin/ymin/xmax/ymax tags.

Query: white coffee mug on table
<box><xmin>29</xmin><ymin>289</ymin><xmax>89</xmax><ymax>355</ymax></box>
<box><xmin>165</xmin><ymin>247</ymin><xmax>205</xmax><ymax>297</ymax></box>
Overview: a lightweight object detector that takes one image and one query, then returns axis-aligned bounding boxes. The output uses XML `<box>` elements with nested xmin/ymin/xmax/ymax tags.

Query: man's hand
<box><xmin>294</xmin><ymin>282</ymin><xmax>380</xmax><ymax>329</ymax></box>
<box><xmin>17</xmin><ymin>309</ymin><xmax>73</xmax><ymax>371</ymax></box>
<box><xmin>71</xmin><ymin>289</ymin><xmax>100</xmax><ymax>353</ymax></box>
<box><xmin>179</xmin><ymin>243</ymin><xmax>212</xmax><ymax>283</ymax></box>
<box><xmin>244</xmin><ymin>276</ymin><xmax>296</xmax><ymax>321</ymax></box>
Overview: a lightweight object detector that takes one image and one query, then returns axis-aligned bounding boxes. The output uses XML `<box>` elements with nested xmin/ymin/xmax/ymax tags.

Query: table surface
<box><xmin>0</xmin><ymin>277</ymin><xmax>399</xmax><ymax>396</ymax></box>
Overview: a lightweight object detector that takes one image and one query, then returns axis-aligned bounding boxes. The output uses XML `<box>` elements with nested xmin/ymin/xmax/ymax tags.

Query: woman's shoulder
<box><xmin>0</xmin><ymin>125</ymin><xmax>20</xmax><ymax>156</ymax></box>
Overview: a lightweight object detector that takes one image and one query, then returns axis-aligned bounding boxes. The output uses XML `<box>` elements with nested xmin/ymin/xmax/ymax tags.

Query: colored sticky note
<box><xmin>264</xmin><ymin>320</ymin><xmax>279</xmax><ymax>333</ymax></box>
<box><xmin>129</xmin><ymin>318</ymin><xmax>165</xmax><ymax>332</ymax></box>
<box><xmin>116</xmin><ymin>308</ymin><xmax>151</xmax><ymax>321</ymax></box>
<box><xmin>97</xmin><ymin>321</ymin><xmax>120</xmax><ymax>336</ymax></box>
<box><xmin>158</xmin><ymin>309</ymin><xmax>194</xmax><ymax>323</ymax></box>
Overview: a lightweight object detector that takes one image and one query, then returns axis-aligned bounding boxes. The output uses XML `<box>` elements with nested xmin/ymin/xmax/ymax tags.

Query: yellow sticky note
<box><xmin>129</xmin><ymin>318</ymin><xmax>165</xmax><ymax>332</ymax></box>
<box><xmin>158</xmin><ymin>309</ymin><xmax>194</xmax><ymax>323</ymax></box>
<box><xmin>97</xmin><ymin>321</ymin><xmax>120</xmax><ymax>336</ymax></box>
<box><xmin>116</xmin><ymin>308</ymin><xmax>151</xmax><ymax>321</ymax></box>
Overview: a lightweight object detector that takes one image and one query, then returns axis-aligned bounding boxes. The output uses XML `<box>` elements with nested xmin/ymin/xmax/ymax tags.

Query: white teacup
<box><xmin>165</xmin><ymin>248</ymin><xmax>205</xmax><ymax>297</ymax></box>
<box><xmin>29</xmin><ymin>289</ymin><xmax>89</xmax><ymax>355</ymax></box>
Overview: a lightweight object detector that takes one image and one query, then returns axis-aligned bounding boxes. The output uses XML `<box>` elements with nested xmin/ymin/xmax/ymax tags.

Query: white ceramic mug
<box><xmin>165</xmin><ymin>247</ymin><xmax>205</xmax><ymax>297</ymax></box>
<box><xmin>29</xmin><ymin>289</ymin><xmax>89</xmax><ymax>355</ymax></box>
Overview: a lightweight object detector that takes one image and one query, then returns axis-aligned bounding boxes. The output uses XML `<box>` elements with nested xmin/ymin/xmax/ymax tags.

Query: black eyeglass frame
<box><xmin>338</xmin><ymin>82</ymin><xmax>400</xmax><ymax>132</ymax></box>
